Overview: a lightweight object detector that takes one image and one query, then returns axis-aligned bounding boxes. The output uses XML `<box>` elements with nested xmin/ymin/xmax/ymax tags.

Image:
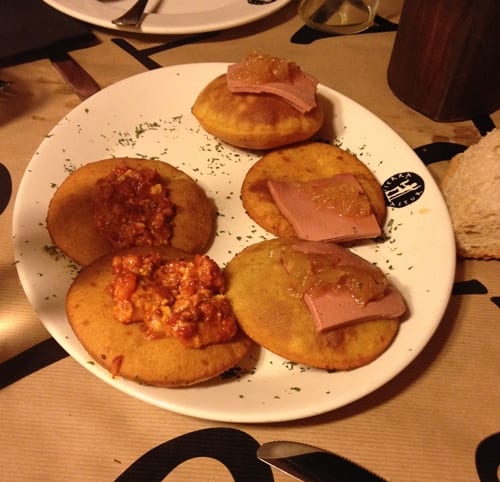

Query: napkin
<box><xmin>0</xmin><ymin>0</ymin><xmax>98</xmax><ymax>67</ymax></box>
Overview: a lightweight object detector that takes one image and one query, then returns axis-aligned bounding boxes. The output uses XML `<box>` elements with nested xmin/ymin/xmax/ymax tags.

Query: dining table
<box><xmin>1</xmin><ymin>1</ymin><xmax>499</xmax><ymax>481</ymax></box>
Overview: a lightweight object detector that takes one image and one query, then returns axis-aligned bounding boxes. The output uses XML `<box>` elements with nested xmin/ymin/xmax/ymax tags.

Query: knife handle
<box><xmin>50</xmin><ymin>52</ymin><xmax>100</xmax><ymax>100</ymax></box>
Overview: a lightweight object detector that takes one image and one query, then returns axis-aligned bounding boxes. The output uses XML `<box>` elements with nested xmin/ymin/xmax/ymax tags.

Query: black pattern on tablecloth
<box><xmin>290</xmin><ymin>15</ymin><xmax>397</xmax><ymax>44</ymax></box>
<box><xmin>114</xmin><ymin>428</ymin><xmax>273</xmax><ymax>482</ymax></box>
<box><xmin>0</xmin><ymin>163</ymin><xmax>12</xmax><ymax>215</ymax></box>
<box><xmin>1</xmin><ymin>13</ymin><xmax>499</xmax><ymax>482</ymax></box>
<box><xmin>475</xmin><ymin>432</ymin><xmax>500</xmax><ymax>482</ymax></box>
<box><xmin>111</xmin><ymin>32</ymin><xmax>219</xmax><ymax>70</ymax></box>
<box><xmin>0</xmin><ymin>338</ymin><xmax>68</xmax><ymax>389</ymax></box>
<box><xmin>108</xmin><ymin>17</ymin><xmax>397</xmax><ymax>68</ymax></box>
<box><xmin>1</xmin><ymin>27</ymin><xmax>498</xmax><ymax>387</ymax></box>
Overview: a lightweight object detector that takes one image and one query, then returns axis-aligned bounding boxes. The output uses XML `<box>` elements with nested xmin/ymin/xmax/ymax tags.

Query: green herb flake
<box><xmin>135</xmin><ymin>121</ymin><xmax>160</xmax><ymax>138</ymax></box>
<box><xmin>283</xmin><ymin>360</ymin><xmax>298</xmax><ymax>370</ymax></box>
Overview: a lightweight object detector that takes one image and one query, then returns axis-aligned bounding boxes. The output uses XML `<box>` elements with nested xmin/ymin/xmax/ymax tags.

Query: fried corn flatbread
<box><xmin>47</xmin><ymin>158</ymin><xmax>215</xmax><ymax>266</ymax></box>
<box><xmin>66</xmin><ymin>246</ymin><xmax>253</xmax><ymax>387</ymax></box>
<box><xmin>224</xmin><ymin>238</ymin><xmax>400</xmax><ymax>370</ymax></box>
<box><xmin>191</xmin><ymin>74</ymin><xmax>324</xmax><ymax>150</ymax></box>
<box><xmin>241</xmin><ymin>142</ymin><xmax>386</xmax><ymax>238</ymax></box>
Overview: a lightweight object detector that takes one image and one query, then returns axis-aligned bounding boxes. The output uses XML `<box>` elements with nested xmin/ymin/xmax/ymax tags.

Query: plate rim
<box><xmin>42</xmin><ymin>0</ymin><xmax>293</xmax><ymax>35</ymax></box>
<box><xmin>12</xmin><ymin>62</ymin><xmax>456</xmax><ymax>423</ymax></box>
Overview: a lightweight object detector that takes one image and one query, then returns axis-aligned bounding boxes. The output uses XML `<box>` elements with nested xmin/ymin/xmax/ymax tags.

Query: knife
<box><xmin>257</xmin><ymin>441</ymin><xmax>387</xmax><ymax>482</ymax></box>
<box><xmin>49</xmin><ymin>51</ymin><xmax>100</xmax><ymax>100</ymax></box>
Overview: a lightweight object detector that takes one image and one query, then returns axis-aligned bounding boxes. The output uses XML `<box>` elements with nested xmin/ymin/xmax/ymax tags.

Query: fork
<box><xmin>112</xmin><ymin>0</ymin><xmax>149</xmax><ymax>26</ymax></box>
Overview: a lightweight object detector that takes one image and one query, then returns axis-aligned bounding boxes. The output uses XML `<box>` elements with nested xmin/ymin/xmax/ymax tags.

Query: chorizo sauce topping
<box><xmin>280</xmin><ymin>248</ymin><xmax>388</xmax><ymax>305</ymax></box>
<box><xmin>107</xmin><ymin>252</ymin><xmax>238</xmax><ymax>348</ymax></box>
<box><xmin>93</xmin><ymin>166</ymin><xmax>175</xmax><ymax>250</ymax></box>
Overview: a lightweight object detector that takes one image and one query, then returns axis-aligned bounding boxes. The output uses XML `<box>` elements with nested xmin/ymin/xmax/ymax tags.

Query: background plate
<box><xmin>13</xmin><ymin>63</ymin><xmax>455</xmax><ymax>423</ymax></box>
<box><xmin>43</xmin><ymin>0</ymin><xmax>292</xmax><ymax>35</ymax></box>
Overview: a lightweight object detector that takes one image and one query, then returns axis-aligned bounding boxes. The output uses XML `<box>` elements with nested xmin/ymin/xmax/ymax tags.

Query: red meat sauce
<box><xmin>107</xmin><ymin>251</ymin><xmax>238</xmax><ymax>348</ymax></box>
<box><xmin>93</xmin><ymin>166</ymin><xmax>175</xmax><ymax>250</ymax></box>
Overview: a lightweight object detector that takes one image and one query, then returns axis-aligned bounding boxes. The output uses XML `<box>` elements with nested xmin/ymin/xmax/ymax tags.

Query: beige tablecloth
<box><xmin>1</xmin><ymin>1</ymin><xmax>499</xmax><ymax>480</ymax></box>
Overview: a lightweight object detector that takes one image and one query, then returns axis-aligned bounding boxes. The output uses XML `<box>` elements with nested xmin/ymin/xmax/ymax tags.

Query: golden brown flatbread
<box><xmin>66</xmin><ymin>246</ymin><xmax>253</xmax><ymax>387</ymax></box>
<box><xmin>224</xmin><ymin>238</ymin><xmax>400</xmax><ymax>370</ymax></box>
<box><xmin>191</xmin><ymin>74</ymin><xmax>324</xmax><ymax>150</ymax></box>
<box><xmin>47</xmin><ymin>158</ymin><xmax>216</xmax><ymax>266</ymax></box>
<box><xmin>241</xmin><ymin>142</ymin><xmax>387</xmax><ymax>238</ymax></box>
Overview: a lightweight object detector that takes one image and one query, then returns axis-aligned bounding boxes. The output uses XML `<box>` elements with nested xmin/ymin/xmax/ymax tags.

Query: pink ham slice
<box><xmin>268</xmin><ymin>174</ymin><xmax>382</xmax><ymax>242</ymax></box>
<box><xmin>282</xmin><ymin>241</ymin><xmax>406</xmax><ymax>332</ymax></box>
<box><xmin>303</xmin><ymin>286</ymin><xmax>406</xmax><ymax>332</ymax></box>
<box><xmin>226</xmin><ymin>61</ymin><xmax>318</xmax><ymax>113</ymax></box>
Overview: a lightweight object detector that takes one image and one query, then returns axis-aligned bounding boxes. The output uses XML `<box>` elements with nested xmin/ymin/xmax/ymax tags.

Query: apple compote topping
<box><xmin>107</xmin><ymin>252</ymin><xmax>238</xmax><ymax>348</ymax></box>
<box><xmin>231</xmin><ymin>51</ymin><xmax>303</xmax><ymax>84</ymax></box>
<box><xmin>308</xmin><ymin>179</ymin><xmax>373</xmax><ymax>217</ymax></box>
<box><xmin>280</xmin><ymin>248</ymin><xmax>388</xmax><ymax>305</ymax></box>
<box><xmin>93</xmin><ymin>166</ymin><xmax>175</xmax><ymax>250</ymax></box>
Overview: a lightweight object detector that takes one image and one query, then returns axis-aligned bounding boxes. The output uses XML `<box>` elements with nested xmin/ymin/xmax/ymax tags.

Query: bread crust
<box><xmin>191</xmin><ymin>74</ymin><xmax>324</xmax><ymax>150</ymax></box>
<box><xmin>241</xmin><ymin>142</ymin><xmax>386</xmax><ymax>238</ymax></box>
<box><xmin>441</xmin><ymin>128</ymin><xmax>500</xmax><ymax>259</ymax></box>
<box><xmin>66</xmin><ymin>246</ymin><xmax>252</xmax><ymax>387</ymax></box>
<box><xmin>47</xmin><ymin>157</ymin><xmax>216</xmax><ymax>266</ymax></box>
<box><xmin>224</xmin><ymin>238</ymin><xmax>400</xmax><ymax>370</ymax></box>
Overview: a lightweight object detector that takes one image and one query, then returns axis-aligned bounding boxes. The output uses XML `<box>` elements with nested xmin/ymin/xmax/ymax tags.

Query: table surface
<box><xmin>1</xmin><ymin>1</ymin><xmax>499</xmax><ymax>481</ymax></box>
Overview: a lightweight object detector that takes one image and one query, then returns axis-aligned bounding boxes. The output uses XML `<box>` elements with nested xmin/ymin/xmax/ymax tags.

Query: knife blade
<box><xmin>49</xmin><ymin>51</ymin><xmax>100</xmax><ymax>100</ymax></box>
<box><xmin>257</xmin><ymin>441</ymin><xmax>387</xmax><ymax>482</ymax></box>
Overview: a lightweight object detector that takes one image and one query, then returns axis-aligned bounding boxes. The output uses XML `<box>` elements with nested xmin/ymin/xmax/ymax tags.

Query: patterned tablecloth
<box><xmin>1</xmin><ymin>1</ymin><xmax>498</xmax><ymax>480</ymax></box>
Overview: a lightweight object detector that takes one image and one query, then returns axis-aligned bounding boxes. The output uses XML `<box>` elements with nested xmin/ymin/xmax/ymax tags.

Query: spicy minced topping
<box><xmin>93</xmin><ymin>166</ymin><xmax>175</xmax><ymax>250</ymax></box>
<box><xmin>107</xmin><ymin>252</ymin><xmax>238</xmax><ymax>348</ymax></box>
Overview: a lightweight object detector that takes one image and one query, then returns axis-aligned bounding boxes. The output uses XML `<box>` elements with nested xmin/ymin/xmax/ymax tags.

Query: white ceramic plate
<box><xmin>13</xmin><ymin>63</ymin><xmax>455</xmax><ymax>423</ymax></box>
<box><xmin>43</xmin><ymin>0</ymin><xmax>292</xmax><ymax>35</ymax></box>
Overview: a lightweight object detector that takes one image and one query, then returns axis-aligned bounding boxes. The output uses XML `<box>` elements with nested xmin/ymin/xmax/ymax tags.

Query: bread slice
<box><xmin>47</xmin><ymin>158</ymin><xmax>216</xmax><ymax>266</ymax></box>
<box><xmin>441</xmin><ymin>128</ymin><xmax>500</xmax><ymax>259</ymax></box>
<box><xmin>224</xmin><ymin>238</ymin><xmax>400</xmax><ymax>370</ymax></box>
<box><xmin>191</xmin><ymin>74</ymin><xmax>324</xmax><ymax>150</ymax></box>
<box><xmin>241</xmin><ymin>142</ymin><xmax>386</xmax><ymax>238</ymax></box>
<box><xmin>67</xmin><ymin>246</ymin><xmax>252</xmax><ymax>387</ymax></box>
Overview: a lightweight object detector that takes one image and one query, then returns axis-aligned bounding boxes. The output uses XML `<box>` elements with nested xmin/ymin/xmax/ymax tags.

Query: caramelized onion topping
<box><xmin>280</xmin><ymin>249</ymin><xmax>388</xmax><ymax>305</ymax></box>
<box><xmin>304</xmin><ymin>180</ymin><xmax>373</xmax><ymax>217</ymax></box>
<box><xmin>231</xmin><ymin>51</ymin><xmax>303</xmax><ymax>84</ymax></box>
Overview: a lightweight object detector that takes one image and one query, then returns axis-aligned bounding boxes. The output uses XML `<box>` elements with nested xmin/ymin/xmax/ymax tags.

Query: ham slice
<box><xmin>304</xmin><ymin>286</ymin><xmax>406</xmax><ymax>332</ymax></box>
<box><xmin>282</xmin><ymin>241</ymin><xmax>406</xmax><ymax>332</ymax></box>
<box><xmin>226</xmin><ymin>58</ymin><xmax>318</xmax><ymax>113</ymax></box>
<box><xmin>268</xmin><ymin>174</ymin><xmax>382</xmax><ymax>242</ymax></box>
